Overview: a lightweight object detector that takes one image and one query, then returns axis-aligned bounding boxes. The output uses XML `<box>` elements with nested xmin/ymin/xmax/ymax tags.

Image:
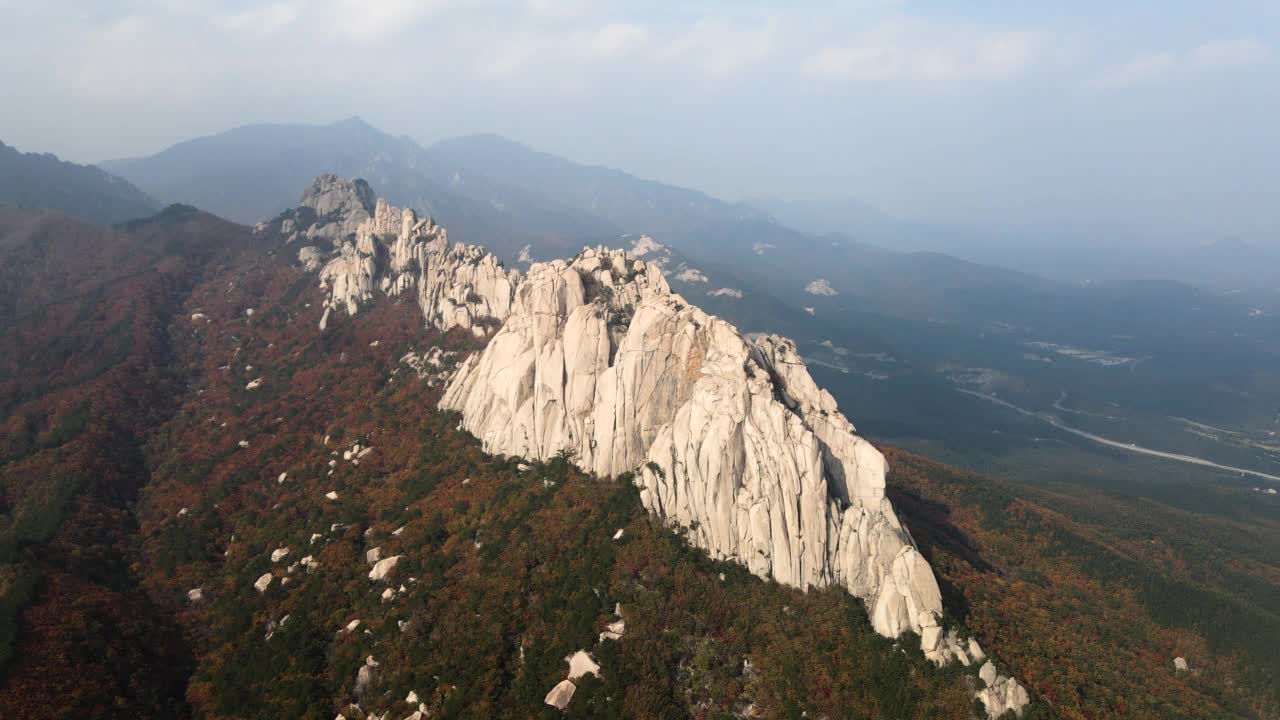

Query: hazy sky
<box><xmin>2</xmin><ymin>1</ymin><xmax>1277</xmax><ymax>246</ymax></box>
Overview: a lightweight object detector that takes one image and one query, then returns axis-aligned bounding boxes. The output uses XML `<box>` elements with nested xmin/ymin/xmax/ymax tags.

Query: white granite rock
<box><xmin>254</xmin><ymin>573</ymin><xmax>273</xmax><ymax>593</ymax></box>
<box><xmin>976</xmin><ymin>673</ymin><xmax>1031</xmax><ymax>718</ymax></box>
<box><xmin>298</xmin><ymin>246</ymin><xmax>325</xmax><ymax>272</ymax></box>
<box><xmin>271</xmin><ymin>547</ymin><xmax>289</xmax><ymax>562</ymax></box>
<box><xmin>979</xmin><ymin>661</ymin><xmax>998</xmax><ymax>687</ymax></box>
<box><xmin>369</xmin><ymin>555</ymin><xmax>402</xmax><ymax>581</ymax></box>
<box><xmin>544</xmin><ymin>679</ymin><xmax>576</xmax><ymax>710</ymax></box>
<box><xmin>1174</xmin><ymin>657</ymin><xmax>1189</xmax><ymax>672</ymax></box>
<box><xmin>599</xmin><ymin>619</ymin><xmax>625</xmax><ymax>642</ymax></box>
<box><xmin>187</xmin><ymin>587</ymin><xmax>203</xmax><ymax>602</ymax></box>
<box><xmin>565</xmin><ymin>650</ymin><xmax>600</xmax><ymax>680</ymax></box>
<box><xmin>441</xmin><ymin>246</ymin><xmax>960</xmax><ymax>661</ymax></box>
<box><xmin>297</xmin><ymin>188</ymin><xmax>518</xmax><ymax>334</ymax></box>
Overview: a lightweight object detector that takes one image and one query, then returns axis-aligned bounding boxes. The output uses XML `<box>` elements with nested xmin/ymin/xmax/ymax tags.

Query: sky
<box><xmin>1</xmin><ymin>0</ymin><xmax>1277</xmax><ymax>248</ymax></box>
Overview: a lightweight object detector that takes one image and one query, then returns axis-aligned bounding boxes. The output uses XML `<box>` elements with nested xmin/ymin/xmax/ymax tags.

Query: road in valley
<box><xmin>958</xmin><ymin>389</ymin><xmax>1280</xmax><ymax>484</ymax></box>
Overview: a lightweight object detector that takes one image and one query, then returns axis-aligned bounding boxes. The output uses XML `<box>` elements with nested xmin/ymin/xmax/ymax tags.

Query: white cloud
<box><xmin>222</xmin><ymin>2</ymin><xmax>302</xmax><ymax>35</ymax></box>
<box><xmin>1093</xmin><ymin>38</ymin><xmax>1270</xmax><ymax>89</ymax></box>
<box><xmin>583</xmin><ymin>22</ymin><xmax>648</xmax><ymax>59</ymax></box>
<box><xmin>801</xmin><ymin>22</ymin><xmax>1044</xmax><ymax>83</ymax></box>
<box><xmin>331</xmin><ymin>0</ymin><xmax>441</xmax><ymax>44</ymax></box>
<box><xmin>1189</xmin><ymin>38</ymin><xmax>1270</xmax><ymax>69</ymax></box>
<box><xmin>1092</xmin><ymin>52</ymin><xmax>1176</xmax><ymax>88</ymax></box>
<box><xmin>68</xmin><ymin>16</ymin><xmax>201</xmax><ymax>100</ymax></box>
<box><xmin>657</xmin><ymin>16</ymin><xmax>777</xmax><ymax>75</ymax></box>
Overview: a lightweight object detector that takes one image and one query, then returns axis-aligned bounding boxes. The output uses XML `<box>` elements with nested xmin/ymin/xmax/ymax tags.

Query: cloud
<box><xmin>1093</xmin><ymin>38</ymin><xmax>1270</xmax><ymax>88</ymax></box>
<box><xmin>581</xmin><ymin>22</ymin><xmax>648</xmax><ymax>59</ymax></box>
<box><xmin>657</xmin><ymin>16</ymin><xmax>778</xmax><ymax>75</ymax></box>
<box><xmin>222</xmin><ymin>2</ymin><xmax>302</xmax><ymax>35</ymax></box>
<box><xmin>1092</xmin><ymin>52</ymin><xmax>1177</xmax><ymax>88</ymax></box>
<box><xmin>801</xmin><ymin>22</ymin><xmax>1044</xmax><ymax>83</ymax></box>
<box><xmin>1189</xmin><ymin>38</ymin><xmax>1270</xmax><ymax>69</ymax></box>
<box><xmin>331</xmin><ymin>0</ymin><xmax>441</xmax><ymax>44</ymax></box>
<box><xmin>67</xmin><ymin>16</ymin><xmax>202</xmax><ymax>101</ymax></box>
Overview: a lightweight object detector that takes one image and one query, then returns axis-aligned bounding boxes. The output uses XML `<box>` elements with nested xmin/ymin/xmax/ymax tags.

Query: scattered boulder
<box><xmin>369</xmin><ymin>555</ymin><xmax>402</xmax><ymax>581</ymax></box>
<box><xmin>979</xmin><ymin>661</ymin><xmax>998</xmax><ymax>687</ymax></box>
<box><xmin>325</xmin><ymin>491</ymin><xmax>339</xmax><ymax>500</ymax></box>
<box><xmin>612</xmin><ymin>528</ymin><xmax>625</xmax><ymax>540</ymax></box>
<box><xmin>187</xmin><ymin>588</ymin><xmax>203</xmax><ymax>602</ymax></box>
<box><xmin>565</xmin><ymin>650</ymin><xmax>600</xmax><ymax>680</ymax></box>
<box><xmin>254</xmin><ymin>573</ymin><xmax>273</xmax><ymax>593</ymax></box>
<box><xmin>544</xmin><ymin>679</ymin><xmax>576</xmax><ymax>710</ymax></box>
<box><xmin>245</xmin><ymin>378</ymin><xmax>262</xmax><ymax>390</ymax></box>
<box><xmin>271</xmin><ymin>547</ymin><xmax>289</xmax><ymax>562</ymax></box>
<box><xmin>599</xmin><ymin>619</ymin><xmax>625</xmax><ymax>642</ymax></box>
<box><xmin>968</xmin><ymin>637</ymin><xmax>986</xmax><ymax>663</ymax></box>
<box><xmin>355</xmin><ymin>659</ymin><xmax>375</xmax><ymax>694</ymax></box>
<box><xmin>298</xmin><ymin>246</ymin><xmax>325</xmax><ymax>272</ymax></box>
<box><xmin>366</xmin><ymin>547</ymin><xmax>382</xmax><ymax>564</ymax></box>
<box><xmin>976</xmin><ymin>674</ymin><xmax>1031</xmax><ymax>718</ymax></box>
<box><xmin>1174</xmin><ymin>657</ymin><xmax>1189</xmax><ymax>672</ymax></box>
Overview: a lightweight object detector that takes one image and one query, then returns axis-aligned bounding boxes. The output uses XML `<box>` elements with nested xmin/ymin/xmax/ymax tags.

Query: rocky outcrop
<box><xmin>283</xmin><ymin>177</ymin><xmax>1027</xmax><ymax>717</ymax></box>
<box><xmin>544</xmin><ymin>679</ymin><xmax>576</xmax><ymax>710</ymax></box>
<box><xmin>439</xmin><ymin>245</ymin><xmax>967</xmax><ymax>665</ymax></box>
<box><xmin>977</xmin><ymin>661</ymin><xmax>1031</xmax><ymax>718</ymax></box>
<box><xmin>296</xmin><ymin>174</ymin><xmax>376</xmax><ymax>247</ymax></box>
<box><xmin>276</xmin><ymin>177</ymin><xmax>520</xmax><ymax>334</ymax></box>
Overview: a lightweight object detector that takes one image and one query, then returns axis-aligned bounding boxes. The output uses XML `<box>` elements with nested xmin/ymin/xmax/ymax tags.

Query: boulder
<box><xmin>254</xmin><ymin>573</ymin><xmax>273</xmax><ymax>593</ymax></box>
<box><xmin>369</xmin><ymin>555</ymin><xmax>402</xmax><ymax>581</ymax></box>
<box><xmin>544</xmin><ymin>679</ymin><xmax>576</xmax><ymax>710</ymax></box>
<box><xmin>1174</xmin><ymin>657</ymin><xmax>1189</xmax><ymax>672</ymax></box>
<box><xmin>979</xmin><ymin>661</ymin><xmax>998</xmax><ymax>687</ymax></box>
<box><xmin>565</xmin><ymin>650</ymin><xmax>600</xmax><ymax>680</ymax></box>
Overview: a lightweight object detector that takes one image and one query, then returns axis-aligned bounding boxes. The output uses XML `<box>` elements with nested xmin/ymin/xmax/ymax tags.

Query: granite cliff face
<box><xmin>438</xmin><ymin>245</ymin><xmax>966</xmax><ymax>662</ymax></box>
<box><xmin>278</xmin><ymin>177</ymin><xmax>1028</xmax><ymax>716</ymax></box>
<box><xmin>276</xmin><ymin>175</ymin><xmax>519</xmax><ymax>334</ymax></box>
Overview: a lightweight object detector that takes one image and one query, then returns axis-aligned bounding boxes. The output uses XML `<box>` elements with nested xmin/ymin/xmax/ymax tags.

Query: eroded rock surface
<box><xmin>440</xmin><ymin>245</ymin><xmax>966</xmax><ymax>665</ymax></box>
<box><xmin>276</xmin><ymin>177</ymin><xmax>519</xmax><ymax>333</ymax></box>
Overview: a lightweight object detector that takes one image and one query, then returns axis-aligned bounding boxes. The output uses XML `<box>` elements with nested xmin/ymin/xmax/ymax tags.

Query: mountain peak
<box><xmin>330</xmin><ymin>115</ymin><xmax>377</xmax><ymax>132</ymax></box>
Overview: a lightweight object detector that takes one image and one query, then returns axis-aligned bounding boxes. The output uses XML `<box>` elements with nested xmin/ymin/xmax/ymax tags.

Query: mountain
<box><xmin>102</xmin><ymin>118</ymin><xmax>617</xmax><ymax>261</ymax></box>
<box><xmin>428</xmin><ymin>133</ymin><xmax>770</xmax><ymax>235</ymax></box>
<box><xmin>0</xmin><ymin>140</ymin><xmax>157</xmax><ymax>225</ymax></box>
<box><xmin>1</xmin><ymin>176</ymin><xmax>1276</xmax><ymax>718</ymax></box>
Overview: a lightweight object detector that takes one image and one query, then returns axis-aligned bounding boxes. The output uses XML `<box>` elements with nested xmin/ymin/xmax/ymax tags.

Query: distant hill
<box><xmin>0</xmin><ymin>140</ymin><xmax>157</xmax><ymax>225</ymax></box>
<box><xmin>101</xmin><ymin>118</ymin><xmax>616</xmax><ymax>260</ymax></box>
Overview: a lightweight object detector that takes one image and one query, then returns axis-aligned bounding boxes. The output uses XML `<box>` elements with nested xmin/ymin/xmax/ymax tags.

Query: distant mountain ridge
<box><xmin>0</xmin><ymin>140</ymin><xmax>157</xmax><ymax>225</ymax></box>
